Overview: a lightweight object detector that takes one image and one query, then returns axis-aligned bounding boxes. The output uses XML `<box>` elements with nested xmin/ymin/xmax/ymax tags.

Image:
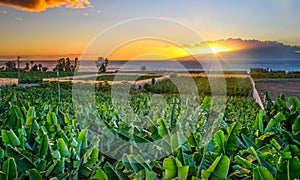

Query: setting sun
<box><xmin>210</xmin><ymin>46</ymin><xmax>231</xmax><ymax>54</ymax></box>
<box><xmin>187</xmin><ymin>44</ymin><xmax>232</xmax><ymax>55</ymax></box>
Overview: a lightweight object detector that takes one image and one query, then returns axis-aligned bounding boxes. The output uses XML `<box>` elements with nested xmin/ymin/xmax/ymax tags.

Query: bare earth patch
<box><xmin>255</xmin><ymin>79</ymin><xmax>300</xmax><ymax>101</ymax></box>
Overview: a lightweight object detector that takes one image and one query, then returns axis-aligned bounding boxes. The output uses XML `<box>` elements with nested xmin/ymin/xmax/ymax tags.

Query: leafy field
<box><xmin>250</xmin><ymin>68</ymin><xmax>300</xmax><ymax>78</ymax></box>
<box><xmin>0</xmin><ymin>85</ymin><xmax>299</xmax><ymax>179</ymax></box>
<box><xmin>144</xmin><ymin>77</ymin><xmax>252</xmax><ymax>97</ymax></box>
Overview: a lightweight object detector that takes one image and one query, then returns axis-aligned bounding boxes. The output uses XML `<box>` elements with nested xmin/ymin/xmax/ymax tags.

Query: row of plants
<box><xmin>0</xmin><ymin>86</ymin><xmax>299</xmax><ymax>179</ymax></box>
<box><xmin>250</xmin><ymin>68</ymin><xmax>300</xmax><ymax>78</ymax></box>
<box><xmin>144</xmin><ymin>77</ymin><xmax>252</xmax><ymax>97</ymax></box>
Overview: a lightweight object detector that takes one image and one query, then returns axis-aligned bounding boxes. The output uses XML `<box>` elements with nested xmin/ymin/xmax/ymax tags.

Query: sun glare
<box><xmin>188</xmin><ymin>45</ymin><xmax>231</xmax><ymax>55</ymax></box>
<box><xmin>210</xmin><ymin>46</ymin><xmax>230</xmax><ymax>53</ymax></box>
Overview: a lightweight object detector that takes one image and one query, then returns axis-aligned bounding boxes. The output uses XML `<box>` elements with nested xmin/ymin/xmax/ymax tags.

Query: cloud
<box><xmin>15</xmin><ymin>17</ymin><xmax>22</xmax><ymax>21</ymax></box>
<box><xmin>0</xmin><ymin>0</ymin><xmax>91</xmax><ymax>12</ymax></box>
<box><xmin>0</xmin><ymin>10</ymin><xmax>7</xmax><ymax>14</ymax></box>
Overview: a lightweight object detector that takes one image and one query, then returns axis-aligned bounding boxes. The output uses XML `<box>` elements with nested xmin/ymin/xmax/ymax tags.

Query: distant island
<box><xmin>179</xmin><ymin>38</ymin><xmax>300</xmax><ymax>61</ymax></box>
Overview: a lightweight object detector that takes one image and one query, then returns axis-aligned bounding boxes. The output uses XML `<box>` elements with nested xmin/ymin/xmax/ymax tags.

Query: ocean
<box><xmin>0</xmin><ymin>60</ymin><xmax>299</xmax><ymax>72</ymax></box>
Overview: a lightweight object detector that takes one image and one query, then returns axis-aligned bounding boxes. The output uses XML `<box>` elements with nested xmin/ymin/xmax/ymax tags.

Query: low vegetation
<box><xmin>0</xmin><ymin>85</ymin><xmax>299</xmax><ymax>179</ymax></box>
<box><xmin>251</xmin><ymin>68</ymin><xmax>300</xmax><ymax>78</ymax></box>
<box><xmin>144</xmin><ymin>77</ymin><xmax>252</xmax><ymax>97</ymax></box>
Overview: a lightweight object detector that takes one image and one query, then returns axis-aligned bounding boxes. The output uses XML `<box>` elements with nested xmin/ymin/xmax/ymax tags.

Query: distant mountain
<box><xmin>180</xmin><ymin>38</ymin><xmax>300</xmax><ymax>61</ymax></box>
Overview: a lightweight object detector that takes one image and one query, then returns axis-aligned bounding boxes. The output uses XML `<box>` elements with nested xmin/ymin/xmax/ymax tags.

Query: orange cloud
<box><xmin>0</xmin><ymin>10</ymin><xmax>7</xmax><ymax>13</ymax></box>
<box><xmin>0</xmin><ymin>0</ymin><xmax>90</xmax><ymax>12</ymax></box>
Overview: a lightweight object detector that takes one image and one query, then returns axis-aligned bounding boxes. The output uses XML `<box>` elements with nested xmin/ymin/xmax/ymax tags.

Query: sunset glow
<box><xmin>107</xmin><ymin>39</ymin><xmax>192</xmax><ymax>60</ymax></box>
<box><xmin>0</xmin><ymin>0</ymin><xmax>299</xmax><ymax>60</ymax></box>
<box><xmin>188</xmin><ymin>45</ymin><xmax>232</xmax><ymax>55</ymax></box>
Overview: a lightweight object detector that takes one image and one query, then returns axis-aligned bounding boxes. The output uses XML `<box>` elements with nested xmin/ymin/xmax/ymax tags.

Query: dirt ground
<box><xmin>255</xmin><ymin>79</ymin><xmax>300</xmax><ymax>101</ymax></box>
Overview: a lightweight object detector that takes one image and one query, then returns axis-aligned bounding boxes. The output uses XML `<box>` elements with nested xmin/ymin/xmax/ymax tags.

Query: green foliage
<box><xmin>251</xmin><ymin>68</ymin><xmax>300</xmax><ymax>78</ymax></box>
<box><xmin>0</xmin><ymin>86</ymin><xmax>299</xmax><ymax>179</ymax></box>
<box><xmin>144</xmin><ymin>76</ymin><xmax>252</xmax><ymax>96</ymax></box>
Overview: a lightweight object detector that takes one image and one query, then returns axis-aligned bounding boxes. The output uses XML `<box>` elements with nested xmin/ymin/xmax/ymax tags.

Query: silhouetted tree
<box><xmin>96</xmin><ymin>57</ymin><xmax>109</xmax><ymax>73</ymax></box>
<box><xmin>53</xmin><ymin>57</ymin><xmax>78</xmax><ymax>72</ymax></box>
<box><xmin>30</xmin><ymin>61</ymin><xmax>34</xmax><ymax>69</ymax></box>
<box><xmin>5</xmin><ymin>61</ymin><xmax>16</xmax><ymax>72</ymax></box>
<box><xmin>24</xmin><ymin>63</ymin><xmax>30</xmax><ymax>71</ymax></box>
<box><xmin>42</xmin><ymin>67</ymin><xmax>48</xmax><ymax>72</ymax></box>
<box><xmin>38</xmin><ymin>64</ymin><xmax>42</xmax><ymax>71</ymax></box>
<box><xmin>30</xmin><ymin>64</ymin><xmax>39</xmax><ymax>72</ymax></box>
<box><xmin>65</xmin><ymin>58</ymin><xmax>71</xmax><ymax>72</ymax></box>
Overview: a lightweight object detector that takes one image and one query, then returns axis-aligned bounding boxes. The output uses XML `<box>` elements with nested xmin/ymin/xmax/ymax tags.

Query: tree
<box><xmin>30</xmin><ymin>64</ymin><xmax>39</xmax><ymax>72</ymax></box>
<box><xmin>24</xmin><ymin>63</ymin><xmax>30</xmax><ymax>71</ymax></box>
<box><xmin>96</xmin><ymin>57</ymin><xmax>108</xmax><ymax>73</ymax></box>
<box><xmin>42</xmin><ymin>67</ymin><xmax>48</xmax><ymax>72</ymax></box>
<box><xmin>30</xmin><ymin>61</ymin><xmax>34</xmax><ymax>69</ymax></box>
<box><xmin>65</xmin><ymin>58</ymin><xmax>71</xmax><ymax>72</ymax></box>
<box><xmin>38</xmin><ymin>64</ymin><xmax>43</xmax><ymax>71</ymax></box>
<box><xmin>5</xmin><ymin>61</ymin><xmax>16</xmax><ymax>72</ymax></box>
<box><xmin>53</xmin><ymin>57</ymin><xmax>78</xmax><ymax>72</ymax></box>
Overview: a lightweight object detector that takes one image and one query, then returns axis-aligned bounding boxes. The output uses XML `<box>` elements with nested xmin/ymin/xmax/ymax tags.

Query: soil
<box><xmin>255</xmin><ymin>79</ymin><xmax>300</xmax><ymax>101</ymax></box>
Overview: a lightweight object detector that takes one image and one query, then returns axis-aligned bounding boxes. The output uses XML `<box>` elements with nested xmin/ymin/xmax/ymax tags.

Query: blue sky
<box><xmin>0</xmin><ymin>0</ymin><xmax>299</xmax><ymax>59</ymax></box>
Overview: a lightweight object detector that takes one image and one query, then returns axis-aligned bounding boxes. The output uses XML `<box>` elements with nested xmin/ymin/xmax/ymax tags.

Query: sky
<box><xmin>0</xmin><ymin>0</ymin><xmax>300</xmax><ymax>60</ymax></box>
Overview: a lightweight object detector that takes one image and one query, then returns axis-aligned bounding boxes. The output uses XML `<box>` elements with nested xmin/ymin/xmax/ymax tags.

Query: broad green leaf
<box><xmin>270</xmin><ymin>139</ymin><xmax>281</xmax><ymax>151</ymax></box>
<box><xmin>57</xmin><ymin>138</ymin><xmax>69</xmax><ymax>157</ymax></box>
<box><xmin>2</xmin><ymin>129</ymin><xmax>21</xmax><ymax>147</ymax></box>
<box><xmin>202</xmin><ymin>155</ymin><xmax>230</xmax><ymax>180</ymax></box>
<box><xmin>265</xmin><ymin>113</ymin><xmax>286</xmax><ymax>133</ymax></box>
<box><xmin>76</xmin><ymin>129</ymin><xmax>88</xmax><ymax>154</ymax></box>
<box><xmin>292</xmin><ymin>116</ymin><xmax>300</xmax><ymax>136</ymax></box>
<box><xmin>3</xmin><ymin>158</ymin><xmax>17</xmax><ymax>180</ymax></box>
<box><xmin>103</xmin><ymin>162</ymin><xmax>129</xmax><ymax>180</ymax></box>
<box><xmin>178</xmin><ymin>166</ymin><xmax>189</xmax><ymax>180</ymax></box>
<box><xmin>254</xmin><ymin>110</ymin><xmax>265</xmax><ymax>134</ymax></box>
<box><xmin>93</xmin><ymin>167</ymin><xmax>108</xmax><ymax>180</ymax></box>
<box><xmin>47</xmin><ymin>112</ymin><xmax>58</xmax><ymax>125</ymax></box>
<box><xmin>241</xmin><ymin>134</ymin><xmax>259</xmax><ymax>149</ymax></box>
<box><xmin>46</xmin><ymin>161</ymin><xmax>57</xmax><ymax>177</ymax></box>
<box><xmin>157</xmin><ymin>119</ymin><xmax>169</xmax><ymax>137</ymax></box>
<box><xmin>225</xmin><ymin>122</ymin><xmax>242</xmax><ymax>155</ymax></box>
<box><xmin>163</xmin><ymin>157</ymin><xmax>177</xmax><ymax>180</ymax></box>
<box><xmin>146</xmin><ymin>170</ymin><xmax>157</xmax><ymax>180</ymax></box>
<box><xmin>6</xmin><ymin>146</ymin><xmax>34</xmax><ymax>173</ymax></box>
<box><xmin>39</xmin><ymin>134</ymin><xmax>49</xmax><ymax>158</ymax></box>
<box><xmin>210</xmin><ymin>155</ymin><xmax>230</xmax><ymax>180</ymax></box>
<box><xmin>255</xmin><ymin>132</ymin><xmax>275</xmax><ymax>146</ymax></box>
<box><xmin>25</xmin><ymin>106</ymin><xmax>36</xmax><ymax>127</ymax></box>
<box><xmin>288</xmin><ymin>157</ymin><xmax>300</xmax><ymax>180</ymax></box>
<box><xmin>214</xmin><ymin>130</ymin><xmax>225</xmax><ymax>154</ymax></box>
<box><xmin>288</xmin><ymin>97</ymin><xmax>300</xmax><ymax>112</ymax></box>
<box><xmin>253</xmin><ymin>166</ymin><xmax>274</xmax><ymax>180</ymax></box>
<box><xmin>171</xmin><ymin>133</ymin><xmax>188</xmax><ymax>152</ymax></box>
<box><xmin>123</xmin><ymin>155</ymin><xmax>146</xmax><ymax>173</ymax></box>
<box><xmin>248</xmin><ymin>147</ymin><xmax>276</xmax><ymax>175</ymax></box>
<box><xmin>201</xmin><ymin>155</ymin><xmax>222</xmax><ymax>179</ymax></box>
<box><xmin>28</xmin><ymin>169</ymin><xmax>42</xmax><ymax>180</ymax></box>
<box><xmin>7</xmin><ymin>105</ymin><xmax>23</xmax><ymax>129</ymax></box>
<box><xmin>235</xmin><ymin>155</ymin><xmax>252</xmax><ymax>169</ymax></box>
<box><xmin>0</xmin><ymin>148</ymin><xmax>4</xmax><ymax>158</ymax></box>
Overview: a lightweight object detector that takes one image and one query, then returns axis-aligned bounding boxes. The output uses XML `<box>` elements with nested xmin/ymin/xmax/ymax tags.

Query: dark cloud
<box><xmin>0</xmin><ymin>0</ymin><xmax>91</xmax><ymax>12</ymax></box>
